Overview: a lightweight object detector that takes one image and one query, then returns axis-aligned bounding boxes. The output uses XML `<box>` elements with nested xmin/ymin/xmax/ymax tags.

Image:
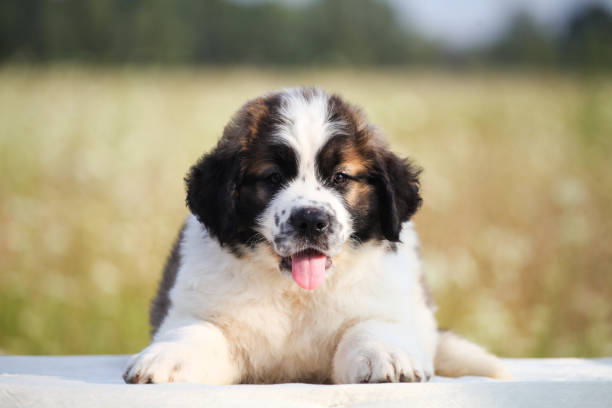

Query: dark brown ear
<box><xmin>373</xmin><ymin>150</ymin><xmax>422</xmax><ymax>242</ymax></box>
<box><xmin>185</xmin><ymin>141</ymin><xmax>241</xmax><ymax>245</ymax></box>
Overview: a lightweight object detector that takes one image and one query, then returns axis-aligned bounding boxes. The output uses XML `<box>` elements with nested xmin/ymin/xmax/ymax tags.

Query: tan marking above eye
<box><xmin>248</xmin><ymin>161</ymin><xmax>278</xmax><ymax>177</ymax></box>
<box><xmin>339</xmin><ymin>144</ymin><xmax>373</xmax><ymax>173</ymax></box>
<box><xmin>333</xmin><ymin>166</ymin><xmax>352</xmax><ymax>178</ymax></box>
<box><xmin>335</xmin><ymin>163</ymin><xmax>360</xmax><ymax>177</ymax></box>
<box><xmin>335</xmin><ymin>157</ymin><xmax>372</xmax><ymax>179</ymax></box>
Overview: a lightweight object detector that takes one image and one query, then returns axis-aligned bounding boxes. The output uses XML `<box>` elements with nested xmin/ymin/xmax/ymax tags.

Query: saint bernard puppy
<box><xmin>123</xmin><ymin>87</ymin><xmax>508</xmax><ymax>384</ymax></box>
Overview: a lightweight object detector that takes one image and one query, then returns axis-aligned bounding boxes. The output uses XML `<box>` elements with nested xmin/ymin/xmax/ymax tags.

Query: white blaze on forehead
<box><xmin>257</xmin><ymin>88</ymin><xmax>353</xmax><ymax>256</ymax></box>
<box><xmin>275</xmin><ymin>88</ymin><xmax>345</xmax><ymax>177</ymax></box>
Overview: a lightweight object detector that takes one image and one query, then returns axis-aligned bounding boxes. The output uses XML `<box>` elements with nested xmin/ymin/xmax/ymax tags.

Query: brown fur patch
<box><xmin>339</xmin><ymin>144</ymin><xmax>373</xmax><ymax>174</ymax></box>
<box><xmin>345</xmin><ymin>182</ymin><xmax>374</xmax><ymax>208</ymax></box>
<box><xmin>243</xmin><ymin>98</ymin><xmax>269</xmax><ymax>146</ymax></box>
<box><xmin>247</xmin><ymin>160</ymin><xmax>276</xmax><ymax>177</ymax></box>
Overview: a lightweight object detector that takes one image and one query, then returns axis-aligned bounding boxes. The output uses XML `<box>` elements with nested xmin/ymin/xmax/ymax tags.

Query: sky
<box><xmin>389</xmin><ymin>0</ymin><xmax>612</xmax><ymax>50</ymax></box>
<box><xmin>239</xmin><ymin>0</ymin><xmax>612</xmax><ymax>50</ymax></box>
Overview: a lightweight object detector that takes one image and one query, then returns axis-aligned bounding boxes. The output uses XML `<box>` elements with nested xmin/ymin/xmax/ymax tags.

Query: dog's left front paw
<box><xmin>333</xmin><ymin>340</ymin><xmax>433</xmax><ymax>384</ymax></box>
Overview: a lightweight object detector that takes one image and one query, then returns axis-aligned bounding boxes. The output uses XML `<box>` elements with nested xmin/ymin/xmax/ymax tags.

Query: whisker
<box><xmin>245</xmin><ymin>232</ymin><xmax>266</xmax><ymax>247</ymax></box>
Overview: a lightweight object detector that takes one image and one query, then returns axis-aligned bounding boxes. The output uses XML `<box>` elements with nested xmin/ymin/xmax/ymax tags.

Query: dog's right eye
<box><xmin>332</xmin><ymin>172</ymin><xmax>348</xmax><ymax>185</ymax></box>
<box><xmin>267</xmin><ymin>172</ymin><xmax>282</xmax><ymax>185</ymax></box>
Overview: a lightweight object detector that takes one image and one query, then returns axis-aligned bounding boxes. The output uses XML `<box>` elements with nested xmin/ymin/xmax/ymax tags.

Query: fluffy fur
<box><xmin>123</xmin><ymin>87</ymin><xmax>507</xmax><ymax>384</ymax></box>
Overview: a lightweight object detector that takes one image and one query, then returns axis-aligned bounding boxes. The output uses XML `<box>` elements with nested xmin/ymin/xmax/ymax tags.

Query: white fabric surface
<box><xmin>1</xmin><ymin>355</ymin><xmax>611</xmax><ymax>407</ymax></box>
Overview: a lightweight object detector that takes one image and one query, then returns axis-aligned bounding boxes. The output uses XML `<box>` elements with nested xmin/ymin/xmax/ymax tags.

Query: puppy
<box><xmin>123</xmin><ymin>87</ymin><xmax>507</xmax><ymax>384</ymax></box>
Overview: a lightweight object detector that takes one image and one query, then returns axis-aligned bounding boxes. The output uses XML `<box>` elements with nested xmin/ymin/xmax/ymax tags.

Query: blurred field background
<box><xmin>1</xmin><ymin>0</ymin><xmax>612</xmax><ymax>357</ymax></box>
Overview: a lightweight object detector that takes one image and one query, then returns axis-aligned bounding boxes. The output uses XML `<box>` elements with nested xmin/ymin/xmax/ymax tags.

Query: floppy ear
<box><xmin>373</xmin><ymin>151</ymin><xmax>422</xmax><ymax>242</ymax></box>
<box><xmin>185</xmin><ymin>142</ymin><xmax>241</xmax><ymax>245</ymax></box>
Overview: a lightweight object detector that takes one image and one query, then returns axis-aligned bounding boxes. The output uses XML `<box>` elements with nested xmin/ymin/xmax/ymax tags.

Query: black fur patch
<box><xmin>236</xmin><ymin>142</ymin><xmax>298</xmax><ymax>245</ymax></box>
<box><xmin>185</xmin><ymin>94</ymin><xmax>298</xmax><ymax>251</ymax></box>
<box><xmin>374</xmin><ymin>151</ymin><xmax>422</xmax><ymax>242</ymax></box>
<box><xmin>150</xmin><ymin>224</ymin><xmax>185</xmax><ymax>335</ymax></box>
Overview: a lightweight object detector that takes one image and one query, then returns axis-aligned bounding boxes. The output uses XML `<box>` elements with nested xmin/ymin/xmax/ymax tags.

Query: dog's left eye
<box><xmin>267</xmin><ymin>172</ymin><xmax>282</xmax><ymax>185</ymax></box>
<box><xmin>332</xmin><ymin>172</ymin><xmax>348</xmax><ymax>185</ymax></box>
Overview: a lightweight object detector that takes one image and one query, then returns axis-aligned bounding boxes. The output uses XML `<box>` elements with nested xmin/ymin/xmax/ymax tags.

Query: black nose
<box><xmin>289</xmin><ymin>207</ymin><xmax>330</xmax><ymax>237</ymax></box>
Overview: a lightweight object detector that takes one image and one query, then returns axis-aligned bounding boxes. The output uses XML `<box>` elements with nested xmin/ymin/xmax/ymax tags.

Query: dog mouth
<box><xmin>279</xmin><ymin>248</ymin><xmax>333</xmax><ymax>291</ymax></box>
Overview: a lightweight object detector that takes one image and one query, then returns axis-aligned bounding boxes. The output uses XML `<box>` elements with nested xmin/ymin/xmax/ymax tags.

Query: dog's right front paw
<box><xmin>123</xmin><ymin>341</ymin><xmax>227</xmax><ymax>384</ymax></box>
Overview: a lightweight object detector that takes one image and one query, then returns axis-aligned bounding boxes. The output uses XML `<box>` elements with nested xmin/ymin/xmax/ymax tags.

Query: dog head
<box><xmin>186</xmin><ymin>87</ymin><xmax>421</xmax><ymax>289</ymax></box>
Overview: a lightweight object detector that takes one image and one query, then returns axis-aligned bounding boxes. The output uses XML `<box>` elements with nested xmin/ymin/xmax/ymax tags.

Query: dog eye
<box><xmin>267</xmin><ymin>172</ymin><xmax>282</xmax><ymax>185</ymax></box>
<box><xmin>332</xmin><ymin>172</ymin><xmax>348</xmax><ymax>185</ymax></box>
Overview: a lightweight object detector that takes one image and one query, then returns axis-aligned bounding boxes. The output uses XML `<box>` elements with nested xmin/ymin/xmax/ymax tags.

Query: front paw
<box><xmin>334</xmin><ymin>342</ymin><xmax>433</xmax><ymax>384</ymax></box>
<box><xmin>124</xmin><ymin>342</ymin><xmax>212</xmax><ymax>384</ymax></box>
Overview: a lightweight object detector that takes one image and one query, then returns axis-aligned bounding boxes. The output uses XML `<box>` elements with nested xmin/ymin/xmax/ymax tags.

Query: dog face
<box><xmin>186</xmin><ymin>88</ymin><xmax>421</xmax><ymax>289</ymax></box>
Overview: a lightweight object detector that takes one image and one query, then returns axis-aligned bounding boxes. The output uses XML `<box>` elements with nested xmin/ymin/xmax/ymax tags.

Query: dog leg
<box><xmin>332</xmin><ymin>320</ymin><xmax>434</xmax><ymax>384</ymax></box>
<box><xmin>123</xmin><ymin>318</ymin><xmax>240</xmax><ymax>384</ymax></box>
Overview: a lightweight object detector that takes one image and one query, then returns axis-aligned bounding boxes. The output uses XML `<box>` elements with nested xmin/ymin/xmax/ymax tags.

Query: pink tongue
<box><xmin>291</xmin><ymin>252</ymin><xmax>327</xmax><ymax>290</ymax></box>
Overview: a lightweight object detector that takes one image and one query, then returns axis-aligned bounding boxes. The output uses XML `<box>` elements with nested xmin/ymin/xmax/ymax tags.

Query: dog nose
<box><xmin>289</xmin><ymin>207</ymin><xmax>330</xmax><ymax>237</ymax></box>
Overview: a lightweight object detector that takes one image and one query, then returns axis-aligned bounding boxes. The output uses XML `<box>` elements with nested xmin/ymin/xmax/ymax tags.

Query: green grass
<box><xmin>1</xmin><ymin>66</ymin><xmax>611</xmax><ymax>357</ymax></box>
